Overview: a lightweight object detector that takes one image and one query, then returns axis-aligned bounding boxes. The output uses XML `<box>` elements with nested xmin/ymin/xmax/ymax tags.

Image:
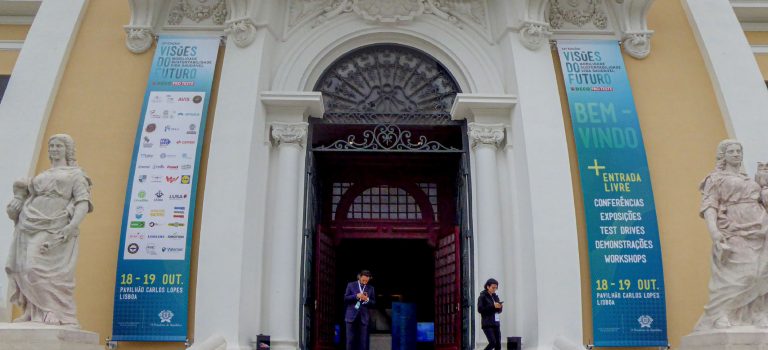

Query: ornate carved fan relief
<box><xmin>315</xmin><ymin>45</ymin><xmax>460</xmax><ymax>115</ymax></box>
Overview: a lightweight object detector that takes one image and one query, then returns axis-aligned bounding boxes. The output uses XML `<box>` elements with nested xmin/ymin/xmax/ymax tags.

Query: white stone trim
<box><xmin>0</xmin><ymin>16</ymin><xmax>34</xmax><ymax>25</ymax></box>
<box><xmin>193</xmin><ymin>28</ymin><xmax>274</xmax><ymax>348</ymax></box>
<box><xmin>683</xmin><ymin>0</ymin><xmax>768</xmax><ymax>175</ymax></box>
<box><xmin>0</xmin><ymin>40</ymin><xmax>23</xmax><ymax>51</ymax></box>
<box><xmin>753</xmin><ymin>44</ymin><xmax>768</xmax><ymax>54</ymax></box>
<box><xmin>271</xmin><ymin>14</ymin><xmax>503</xmax><ymax>94</ymax></box>
<box><xmin>0</xmin><ymin>0</ymin><xmax>89</xmax><ymax>323</ymax></box>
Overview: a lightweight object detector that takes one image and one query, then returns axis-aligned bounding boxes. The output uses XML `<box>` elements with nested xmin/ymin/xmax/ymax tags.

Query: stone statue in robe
<box><xmin>4</xmin><ymin>134</ymin><xmax>93</xmax><ymax>326</ymax></box>
<box><xmin>694</xmin><ymin>140</ymin><xmax>768</xmax><ymax>331</ymax></box>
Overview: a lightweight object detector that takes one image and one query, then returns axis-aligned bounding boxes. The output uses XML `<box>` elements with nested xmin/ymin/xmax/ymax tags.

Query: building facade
<box><xmin>0</xmin><ymin>1</ymin><xmax>768</xmax><ymax>349</ymax></box>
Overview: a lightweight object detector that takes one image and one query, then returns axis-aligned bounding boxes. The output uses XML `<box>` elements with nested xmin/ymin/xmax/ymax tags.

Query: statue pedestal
<box><xmin>680</xmin><ymin>327</ymin><xmax>768</xmax><ymax>349</ymax></box>
<box><xmin>0</xmin><ymin>323</ymin><xmax>101</xmax><ymax>350</ymax></box>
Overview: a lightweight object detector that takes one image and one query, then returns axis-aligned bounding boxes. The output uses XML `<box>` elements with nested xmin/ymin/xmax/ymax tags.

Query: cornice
<box><xmin>124</xmin><ymin>0</ymin><xmax>265</xmax><ymax>53</ymax></box>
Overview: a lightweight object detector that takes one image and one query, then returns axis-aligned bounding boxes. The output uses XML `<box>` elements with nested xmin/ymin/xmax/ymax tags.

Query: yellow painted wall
<box><xmin>555</xmin><ymin>1</ymin><xmax>729</xmax><ymax>349</ymax></box>
<box><xmin>745</xmin><ymin>32</ymin><xmax>768</xmax><ymax>81</ymax></box>
<box><xmin>0</xmin><ymin>25</ymin><xmax>29</xmax><ymax>75</ymax></box>
<box><xmin>31</xmin><ymin>1</ymin><xmax>223</xmax><ymax>348</ymax></box>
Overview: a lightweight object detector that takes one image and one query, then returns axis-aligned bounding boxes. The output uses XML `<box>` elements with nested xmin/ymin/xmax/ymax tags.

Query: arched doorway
<box><xmin>300</xmin><ymin>44</ymin><xmax>473</xmax><ymax>350</ymax></box>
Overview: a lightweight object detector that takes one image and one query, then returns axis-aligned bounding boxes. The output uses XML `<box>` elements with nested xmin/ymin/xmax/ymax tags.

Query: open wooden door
<box><xmin>313</xmin><ymin>226</ymin><xmax>337</xmax><ymax>350</ymax></box>
<box><xmin>435</xmin><ymin>226</ymin><xmax>461</xmax><ymax>350</ymax></box>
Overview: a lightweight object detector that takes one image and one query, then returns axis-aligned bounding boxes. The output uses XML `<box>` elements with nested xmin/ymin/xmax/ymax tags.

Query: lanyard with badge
<box><xmin>355</xmin><ymin>281</ymin><xmax>367</xmax><ymax>310</ymax></box>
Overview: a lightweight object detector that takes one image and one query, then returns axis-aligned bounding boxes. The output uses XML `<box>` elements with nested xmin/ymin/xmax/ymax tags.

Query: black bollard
<box><xmin>506</xmin><ymin>337</ymin><xmax>521</xmax><ymax>350</ymax></box>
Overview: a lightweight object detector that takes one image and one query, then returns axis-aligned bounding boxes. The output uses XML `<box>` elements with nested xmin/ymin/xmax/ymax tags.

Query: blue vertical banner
<box><xmin>112</xmin><ymin>36</ymin><xmax>219</xmax><ymax>342</ymax></box>
<box><xmin>557</xmin><ymin>40</ymin><xmax>668</xmax><ymax>347</ymax></box>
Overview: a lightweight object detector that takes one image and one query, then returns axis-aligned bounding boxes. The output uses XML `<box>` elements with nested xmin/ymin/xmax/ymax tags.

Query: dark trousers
<box><xmin>346</xmin><ymin>315</ymin><xmax>369</xmax><ymax>350</ymax></box>
<box><xmin>482</xmin><ymin>326</ymin><xmax>501</xmax><ymax>350</ymax></box>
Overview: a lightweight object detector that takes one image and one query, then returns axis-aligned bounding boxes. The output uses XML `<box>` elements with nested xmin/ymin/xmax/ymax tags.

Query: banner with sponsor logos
<box><xmin>112</xmin><ymin>36</ymin><xmax>219</xmax><ymax>342</ymax></box>
<box><xmin>557</xmin><ymin>40</ymin><xmax>668</xmax><ymax>347</ymax></box>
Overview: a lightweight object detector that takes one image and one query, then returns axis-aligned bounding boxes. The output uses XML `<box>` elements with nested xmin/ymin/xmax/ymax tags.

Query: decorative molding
<box><xmin>467</xmin><ymin>122</ymin><xmax>505</xmax><ymax>149</ymax></box>
<box><xmin>125</xmin><ymin>0</ymin><xmax>162</xmax><ymax>54</ymax></box>
<box><xmin>520</xmin><ymin>20</ymin><xmax>553</xmax><ymax>50</ymax></box>
<box><xmin>621</xmin><ymin>31</ymin><xmax>652</xmax><ymax>59</ymax></box>
<box><xmin>0</xmin><ymin>40</ymin><xmax>24</xmax><ymax>51</ymax></box>
<box><xmin>608</xmin><ymin>0</ymin><xmax>655</xmax><ymax>59</ymax></box>
<box><xmin>271</xmin><ymin>122</ymin><xmax>309</xmax><ymax>147</ymax></box>
<box><xmin>450</xmin><ymin>94</ymin><xmax>517</xmax><ymax>121</ymax></box>
<box><xmin>167</xmin><ymin>0</ymin><xmax>228</xmax><ymax>25</ymax></box>
<box><xmin>549</xmin><ymin>0</ymin><xmax>609</xmax><ymax>30</ymax></box>
<box><xmin>124</xmin><ymin>26</ymin><xmax>155</xmax><ymax>54</ymax></box>
<box><xmin>315</xmin><ymin>124</ymin><xmax>459</xmax><ymax>152</ymax></box>
<box><xmin>285</xmin><ymin>0</ymin><xmax>491</xmax><ymax>41</ymax></box>
<box><xmin>224</xmin><ymin>17</ymin><xmax>257</xmax><ymax>47</ymax></box>
<box><xmin>315</xmin><ymin>45</ymin><xmax>460</xmax><ymax>115</ymax></box>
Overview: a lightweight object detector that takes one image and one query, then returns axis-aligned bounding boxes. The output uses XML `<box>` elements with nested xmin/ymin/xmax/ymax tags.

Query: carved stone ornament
<box><xmin>549</xmin><ymin>0</ymin><xmax>609</xmax><ymax>30</ymax></box>
<box><xmin>124</xmin><ymin>26</ymin><xmax>155</xmax><ymax>54</ymax></box>
<box><xmin>520</xmin><ymin>20</ymin><xmax>553</xmax><ymax>50</ymax></box>
<box><xmin>467</xmin><ymin>123</ymin><xmax>505</xmax><ymax>149</ymax></box>
<box><xmin>271</xmin><ymin>123</ymin><xmax>309</xmax><ymax>147</ymax></box>
<box><xmin>225</xmin><ymin>17</ymin><xmax>257</xmax><ymax>47</ymax></box>
<box><xmin>287</xmin><ymin>0</ymin><xmax>490</xmax><ymax>40</ymax></box>
<box><xmin>168</xmin><ymin>0</ymin><xmax>228</xmax><ymax>25</ymax></box>
<box><xmin>622</xmin><ymin>31</ymin><xmax>652</xmax><ymax>59</ymax></box>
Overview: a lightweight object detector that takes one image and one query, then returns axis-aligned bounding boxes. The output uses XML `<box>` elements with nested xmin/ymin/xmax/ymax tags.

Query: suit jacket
<box><xmin>477</xmin><ymin>290</ymin><xmax>503</xmax><ymax>328</ymax></box>
<box><xmin>344</xmin><ymin>281</ymin><xmax>376</xmax><ymax>324</ymax></box>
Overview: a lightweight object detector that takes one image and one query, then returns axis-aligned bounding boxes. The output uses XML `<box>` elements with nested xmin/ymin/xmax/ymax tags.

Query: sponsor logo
<box><xmin>160</xmin><ymin>153</ymin><xmax>176</xmax><ymax>159</ymax></box>
<box><xmin>166</xmin><ymin>165</ymin><xmax>179</xmax><ymax>170</ymax></box>
<box><xmin>160</xmin><ymin>138</ymin><xmax>171</xmax><ymax>147</ymax></box>
<box><xmin>140</xmin><ymin>153</ymin><xmax>153</xmax><ymax>159</ymax></box>
<box><xmin>150</xmin><ymin>209</ymin><xmax>165</xmax><ymax>217</ymax></box>
<box><xmin>152</xmin><ymin>95</ymin><xmax>162</xmax><ymax>103</ymax></box>
<box><xmin>177</xmin><ymin>97</ymin><xmax>191</xmax><ymax>102</ymax></box>
<box><xmin>127</xmin><ymin>243</ymin><xmax>139</xmax><ymax>254</ymax></box>
<box><xmin>151</xmin><ymin>176</ymin><xmax>163</xmax><ymax>183</ymax></box>
<box><xmin>166</xmin><ymin>176</ymin><xmax>179</xmax><ymax>183</ymax></box>
<box><xmin>193</xmin><ymin>95</ymin><xmax>202</xmax><ymax>103</ymax></box>
<box><xmin>169</xmin><ymin>194</ymin><xmax>188</xmax><ymax>200</ymax></box>
<box><xmin>142</xmin><ymin>136</ymin><xmax>153</xmax><ymax>148</ymax></box>
<box><xmin>173</xmin><ymin>207</ymin><xmax>185</xmax><ymax>219</ymax></box>
<box><xmin>137</xmin><ymin>175</ymin><xmax>147</xmax><ymax>183</ymax></box>
<box><xmin>135</xmin><ymin>191</ymin><xmax>148</xmax><ymax>202</ymax></box>
<box><xmin>148</xmin><ymin>221</ymin><xmax>162</xmax><ymax>227</ymax></box>
<box><xmin>187</xmin><ymin>124</ymin><xmax>197</xmax><ymax>135</ymax></box>
<box><xmin>159</xmin><ymin>310</ymin><xmax>174</xmax><ymax>323</ymax></box>
<box><xmin>181</xmin><ymin>175</ymin><xmax>191</xmax><ymax>184</ymax></box>
<box><xmin>166</xmin><ymin>94</ymin><xmax>174</xmax><ymax>103</ymax></box>
<box><xmin>182</xmin><ymin>153</ymin><xmax>192</xmax><ymax>159</ymax></box>
<box><xmin>146</xmin><ymin>244</ymin><xmax>157</xmax><ymax>255</ymax></box>
<box><xmin>147</xmin><ymin>234</ymin><xmax>166</xmax><ymax>239</ymax></box>
<box><xmin>153</xmin><ymin>165</ymin><xmax>165</xmax><ymax>170</ymax></box>
<box><xmin>128</xmin><ymin>233</ymin><xmax>144</xmax><ymax>240</ymax></box>
<box><xmin>137</xmin><ymin>165</ymin><xmax>150</xmax><ymax>169</ymax></box>
<box><xmin>162</xmin><ymin>247</ymin><xmax>184</xmax><ymax>253</ymax></box>
<box><xmin>181</xmin><ymin>164</ymin><xmax>192</xmax><ymax>170</ymax></box>
<box><xmin>129</xmin><ymin>221</ymin><xmax>145</xmax><ymax>228</ymax></box>
<box><xmin>167</xmin><ymin>233</ymin><xmax>185</xmax><ymax>239</ymax></box>
<box><xmin>149</xmin><ymin>109</ymin><xmax>161</xmax><ymax>118</ymax></box>
<box><xmin>176</xmin><ymin>140</ymin><xmax>195</xmax><ymax>145</ymax></box>
<box><xmin>164</xmin><ymin>125</ymin><xmax>180</xmax><ymax>132</ymax></box>
<box><xmin>168</xmin><ymin>222</ymin><xmax>185</xmax><ymax>228</ymax></box>
<box><xmin>134</xmin><ymin>206</ymin><xmax>144</xmax><ymax>219</ymax></box>
<box><xmin>154</xmin><ymin>190</ymin><xmax>164</xmax><ymax>201</ymax></box>
<box><xmin>638</xmin><ymin>315</ymin><xmax>653</xmax><ymax>328</ymax></box>
<box><xmin>145</xmin><ymin>123</ymin><xmax>157</xmax><ymax>133</ymax></box>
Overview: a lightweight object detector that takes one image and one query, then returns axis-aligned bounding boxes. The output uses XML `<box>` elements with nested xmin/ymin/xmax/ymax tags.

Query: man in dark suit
<box><xmin>344</xmin><ymin>270</ymin><xmax>376</xmax><ymax>350</ymax></box>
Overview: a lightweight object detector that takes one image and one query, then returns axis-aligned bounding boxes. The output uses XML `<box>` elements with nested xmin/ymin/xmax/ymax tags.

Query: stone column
<box><xmin>268</xmin><ymin>122</ymin><xmax>308</xmax><ymax>350</ymax></box>
<box><xmin>682</xmin><ymin>0</ymin><xmax>768</xmax><ymax>174</ymax></box>
<box><xmin>468</xmin><ymin>123</ymin><xmax>506</xmax><ymax>290</ymax></box>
